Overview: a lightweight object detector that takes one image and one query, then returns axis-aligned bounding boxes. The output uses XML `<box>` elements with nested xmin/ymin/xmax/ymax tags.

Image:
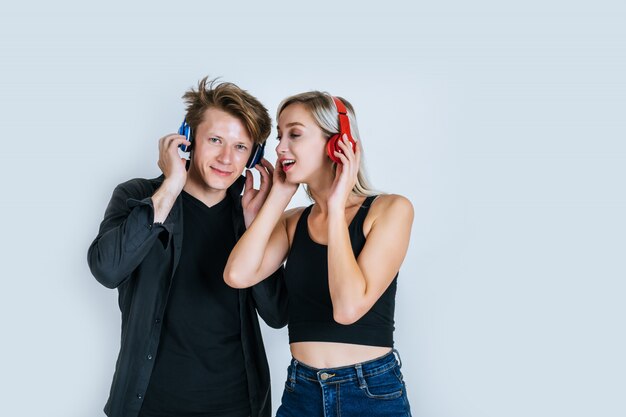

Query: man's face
<box><xmin>188</xmin><ymin>107</ymin><xmax>253</xmax><ymax>191</ymax></box>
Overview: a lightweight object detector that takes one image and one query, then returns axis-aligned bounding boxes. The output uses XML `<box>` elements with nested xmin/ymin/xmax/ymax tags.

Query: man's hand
<box><xmin>153</xmin><ymin>133</ymin><xmax>190</xmax><ymax>223</ymax></box>
<box><xmin>157</xmin><ymin>133</ymin><xmax>190</xmax><ymax>194</ymax></box>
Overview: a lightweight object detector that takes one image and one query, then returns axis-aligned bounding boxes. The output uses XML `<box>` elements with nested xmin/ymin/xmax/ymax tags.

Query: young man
<box><xmin>87</xmin><ymin>77</ymin><xmax>287</xmax><ymax>417</ymax></box>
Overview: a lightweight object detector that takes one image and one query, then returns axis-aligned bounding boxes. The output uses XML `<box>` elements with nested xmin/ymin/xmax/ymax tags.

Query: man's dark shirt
<box><xmin>140</xmin><ymin>192</ymin><xmax>249</xmax><ymax>417</ymax></box>
<box><xmin>87</xmin><ymin>175</ymin><xmax>288</xmax><ymax>417</ymax></box>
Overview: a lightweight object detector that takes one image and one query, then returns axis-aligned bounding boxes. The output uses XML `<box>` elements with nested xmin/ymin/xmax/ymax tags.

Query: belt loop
<box><xmin>392</xmin><ymin>348</ymin><xmax>402</xmax><ymax>368</ymax></box>
<box><xmin>355</xmin><ymin>363</ymin><xmax>367</xmax><ymax>389</ymax></box>
<box><xmin>290</xmin><ymin>358</ymin><xmax>298</xmax><ymax>383</ymax></box>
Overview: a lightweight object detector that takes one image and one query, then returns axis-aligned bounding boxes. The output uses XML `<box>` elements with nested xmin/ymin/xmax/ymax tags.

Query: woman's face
<box><xmin>275</xmin><ymin>103</ymin><xmax>333</xmax><ymax>184</ymax></box>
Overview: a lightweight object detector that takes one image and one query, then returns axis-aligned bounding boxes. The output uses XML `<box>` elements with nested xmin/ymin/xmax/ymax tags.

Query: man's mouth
<box><xmin>211</xmin><ymin>166</ymin><xmax>233</xmax><ymax>177</ymax></box>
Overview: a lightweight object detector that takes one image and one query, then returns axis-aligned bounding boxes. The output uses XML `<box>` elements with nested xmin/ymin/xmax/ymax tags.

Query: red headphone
<box><xmin>326</xmin><ymin>96</ymin><xmax>357</xmax><ymax>164</ymax></box>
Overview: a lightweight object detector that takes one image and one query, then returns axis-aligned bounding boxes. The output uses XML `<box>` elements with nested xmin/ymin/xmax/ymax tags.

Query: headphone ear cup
<box><xmin>326</xmin><ymin>134</ymin><xmax>341</xmax><ymax>163</ymax></box>
<box><xmin>178</xmin><ymin>121</ymin><xmax>192</xmax><ymax>152</ymax></box>
<box><xmin>246</xmin><ymin>142</ymin><xmax>266</xmax><ymax>169</ymax></box>
<box><xmin>246</xmin><ymin>145</ymin><xmax>257</xmax><ymax>169</ymax></box>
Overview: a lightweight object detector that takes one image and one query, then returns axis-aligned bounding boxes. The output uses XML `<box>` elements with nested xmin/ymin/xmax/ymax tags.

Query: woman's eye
<box><xmin>209</xmin><ymin>137</ymin><xmax>221</xmax><ymax>143</ymax></box>
<box><xmin>276</xmin><ymin>131</ymin><xmax>300</xmax><ymax>140</ymax></box>
<box><xmin>236</xmin><ymin>144</ymin><xmax>248</xmax><ymax>151</ymax></box>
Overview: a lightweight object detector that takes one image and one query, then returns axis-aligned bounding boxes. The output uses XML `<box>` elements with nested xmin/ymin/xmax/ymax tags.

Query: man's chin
<box><xmin>189</xmin><ymin>166</ymin><xmax>242</xmax><ymax>191</ymax></box>
<box><xmin>204</xmin><ymin>174</ymin><xmax>238</xmax><ymax>190</ymax></box>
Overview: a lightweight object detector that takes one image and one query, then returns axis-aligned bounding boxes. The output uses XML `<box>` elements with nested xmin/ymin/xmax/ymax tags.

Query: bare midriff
<box><xmin>290</xmin><ymin>341</ymin><xmax>392</xmax><ymax>369</ymax></box>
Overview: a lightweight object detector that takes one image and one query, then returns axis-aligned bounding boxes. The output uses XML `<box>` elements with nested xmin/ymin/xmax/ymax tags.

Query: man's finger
<box><xmin>166</xmin><ymin>135</ymin><xmax>191</xmax><ymax>150</ymax></box>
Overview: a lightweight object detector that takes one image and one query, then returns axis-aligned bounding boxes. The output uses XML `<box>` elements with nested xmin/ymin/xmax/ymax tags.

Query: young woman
<box><xmin>224</xmin><ymin>92</ymin><xmax>414</xmax><ymax>416</ymax></box>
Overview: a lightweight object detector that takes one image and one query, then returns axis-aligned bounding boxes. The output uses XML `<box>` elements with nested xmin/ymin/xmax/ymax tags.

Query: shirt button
<box><xmin>155</xmin><ymin>318</ymin><xmax>161</xmax><ymax>324</ymax></box>
<box><xmin>147</xmin><ymin>354</ymin><xmax>153</xmax><ymax>360</ymax></box>
<box><xmin>137</xmin><ymin>393</ymin><xmax>143</xmax><ymax>399</ymax></box>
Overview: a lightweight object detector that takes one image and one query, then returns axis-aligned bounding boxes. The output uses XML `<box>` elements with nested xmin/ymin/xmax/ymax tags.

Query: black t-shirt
<box><xmin>140</xmin><ymin>191</ymin><xmax>250</xmax><ymax>417</ymax></box>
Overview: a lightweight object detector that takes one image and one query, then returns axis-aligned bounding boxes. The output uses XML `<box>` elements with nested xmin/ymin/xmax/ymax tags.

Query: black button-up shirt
<box><xmin>87</xmin><ymin>175</ymin><xmax>288</xmax><ymax>417</ymax></box>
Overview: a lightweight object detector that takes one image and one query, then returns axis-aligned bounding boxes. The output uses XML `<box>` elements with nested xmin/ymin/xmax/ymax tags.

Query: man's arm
<box><xmin>87</xmin><ymin>179</ymin><xmax>173</xmax><ymax>289</ymax></box>
<box><xmin>250</xmin><ymin>266</ymin><xmax>288</xmax><ymax>329</ymax></box>
<box><xmin>87</xmin><ymin>133</ymin><xmax>190</xmax><ymax>289</ymax></box>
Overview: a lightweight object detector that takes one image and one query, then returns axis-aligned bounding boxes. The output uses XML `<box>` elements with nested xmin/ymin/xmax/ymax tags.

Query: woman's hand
<box><xmin>271</xmin><ymin>158</ymin><xmax>299</xmax><ymax>202</ymax></box>
<box><xmin>328</xmin><ymin>134</ymin><xmax>360</xmax><ymax>211</ymax></box>
<box><xmin>242</xmin><ymin>158</ymin><xmax>274</xmax><ymax>228</ymax></box>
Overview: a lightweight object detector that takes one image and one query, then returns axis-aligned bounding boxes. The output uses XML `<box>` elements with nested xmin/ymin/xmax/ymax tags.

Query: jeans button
<box><xmin>320</xmin><ymin>372</ymin><xmax>330</xmax><ymax>380</ymax></box>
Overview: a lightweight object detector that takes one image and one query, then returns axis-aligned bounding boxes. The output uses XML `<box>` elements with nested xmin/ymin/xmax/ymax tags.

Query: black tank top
<box><xmin>285</xmin><ymin>195</ymin><xmax>397</xmax><ymax>347</ymax></box>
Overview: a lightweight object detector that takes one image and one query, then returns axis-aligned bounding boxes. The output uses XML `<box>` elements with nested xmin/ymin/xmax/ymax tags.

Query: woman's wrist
<box><xmin>269</xmin><ymin>187</ymin><xmax>294</xmax><ymax>208</ymax></box>
<box><xmin>328</xmin><ymin>198</ymin><xmax>347</xmax><ymax>215</ymax></box>
<box><xmin>327</xmin><ymin>209</ymin><xmax>347</xmax><ymax>231</ymax></box>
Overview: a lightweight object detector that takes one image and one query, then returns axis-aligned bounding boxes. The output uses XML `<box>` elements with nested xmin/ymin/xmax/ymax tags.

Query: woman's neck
<box><xmin>308</xmin><ymin>186</ymin><xmax>363</xmax><ymax>216</ymax></box>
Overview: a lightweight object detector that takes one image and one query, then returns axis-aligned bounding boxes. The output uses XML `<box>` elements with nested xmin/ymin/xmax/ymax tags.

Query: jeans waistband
<box><xmin>288</xmin><ymin>349</ymin><xmax>403</xmax><ymax>385</ymax></box>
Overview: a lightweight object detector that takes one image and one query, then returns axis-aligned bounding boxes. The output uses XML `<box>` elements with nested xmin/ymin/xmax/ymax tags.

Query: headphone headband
<box><xmin>332</xmin><ymin>96</ymin><xmax>353</xmax><ymax>141</ymax></box>
<box><xmin>333</xmin><ymin>96</ymin><xmax>348</xmax><ymax>115</ymax></box>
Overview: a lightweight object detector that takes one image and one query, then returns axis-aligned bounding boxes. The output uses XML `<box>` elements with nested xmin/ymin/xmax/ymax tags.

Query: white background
<box><xmin>1</xmin><ymin>1</ymin><xmax>625</xmax><ymax>416</ymax></box>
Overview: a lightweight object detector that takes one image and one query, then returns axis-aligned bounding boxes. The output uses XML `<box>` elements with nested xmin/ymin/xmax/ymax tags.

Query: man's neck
<box><xmin>183</xmin><ymin>178</ymin><xmax>228</xmax><ymax>208</ymax></box>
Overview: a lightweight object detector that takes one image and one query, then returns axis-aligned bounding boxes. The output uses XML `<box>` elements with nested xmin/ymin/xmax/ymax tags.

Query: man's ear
<box><xmin>185</xmin><ymin>149</ymin><xmax>192</xmax><ymax>171</ymax></box>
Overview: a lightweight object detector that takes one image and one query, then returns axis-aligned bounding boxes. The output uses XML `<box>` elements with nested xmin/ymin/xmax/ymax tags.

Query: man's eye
<box><xmin>210</xmin><ymin>137</ymin><xmax>221</xmax><ymax>143</ymax></box>
<box><xmin>236</xmin><ymin>144</ymin><xmax>248</xmax><ymax>151</ymax></box>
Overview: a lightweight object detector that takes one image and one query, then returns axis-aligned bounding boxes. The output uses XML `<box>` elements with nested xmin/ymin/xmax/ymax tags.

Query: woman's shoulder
<box><xmin>282</xmin><ymin>206</ymin><xmax>308</xmax><ymax>222</ymax></box>
<box><xmin>370</xmin><ymin>193</ymin><xmax>413</xmax><ymax>215</ymax></box>
<box><xmin>281</xmin><ymin>206</ymin><xmax>308</xmax><ymax>244</ymax></box>
<box><xmin>281</xmin><ymin>206</ymin><xmax>309</xmax><ymax>230</ymax></box>
<box><xmin>364</xmin><ymin>194</ymin><xmax>414</xmax><ymax>235</ymax></box>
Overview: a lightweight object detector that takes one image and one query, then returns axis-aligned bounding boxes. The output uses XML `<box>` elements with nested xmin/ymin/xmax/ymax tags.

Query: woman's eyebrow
<box><xmin>278</xmin><ymin>122</ymin><xmax>306</xmax><ymax>130</ymax></box>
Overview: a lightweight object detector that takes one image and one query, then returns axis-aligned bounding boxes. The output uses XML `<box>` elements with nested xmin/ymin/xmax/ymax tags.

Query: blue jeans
<box><xmin>276</xmin><ymin>349</ymin><xmax>412</xmax><ymax>417</ymax></box>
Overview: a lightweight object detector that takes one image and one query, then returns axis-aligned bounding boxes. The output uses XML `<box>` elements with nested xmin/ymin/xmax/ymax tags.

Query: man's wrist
<box><xmin>152</xmin><ymin>180</ymin><xmax>181</xmax><ymax>223</ymax></box>
<box><xmin>160</xmin><ymin>177</ymin><xmax>185</xmax><ymax>197</ymax></box>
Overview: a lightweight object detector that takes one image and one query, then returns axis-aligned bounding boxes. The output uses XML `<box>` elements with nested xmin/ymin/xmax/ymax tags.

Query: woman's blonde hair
<box><xmin>277</xmin><ymin>91</ymin><xmax>378</xmax><ymax>198</ymax></box>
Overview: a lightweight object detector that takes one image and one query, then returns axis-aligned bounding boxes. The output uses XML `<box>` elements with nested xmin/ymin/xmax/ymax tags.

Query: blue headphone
<box><xmin>178</xmin><ymin>118</ymin><xmax>265</xmax><ymax>169</ymax></box>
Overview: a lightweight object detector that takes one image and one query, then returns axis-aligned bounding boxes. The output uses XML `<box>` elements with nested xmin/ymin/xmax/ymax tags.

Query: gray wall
<box><xmin>1</xmin><ymin>1</ymin><xmax>624</xmax><ymax>416</ymax></box>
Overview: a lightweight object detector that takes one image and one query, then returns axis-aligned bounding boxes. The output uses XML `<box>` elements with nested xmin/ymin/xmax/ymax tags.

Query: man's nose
<box><xmin>218</xmin><ymin>145</ymin><xmax>233</xmax><ymax>163</ymax></box>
